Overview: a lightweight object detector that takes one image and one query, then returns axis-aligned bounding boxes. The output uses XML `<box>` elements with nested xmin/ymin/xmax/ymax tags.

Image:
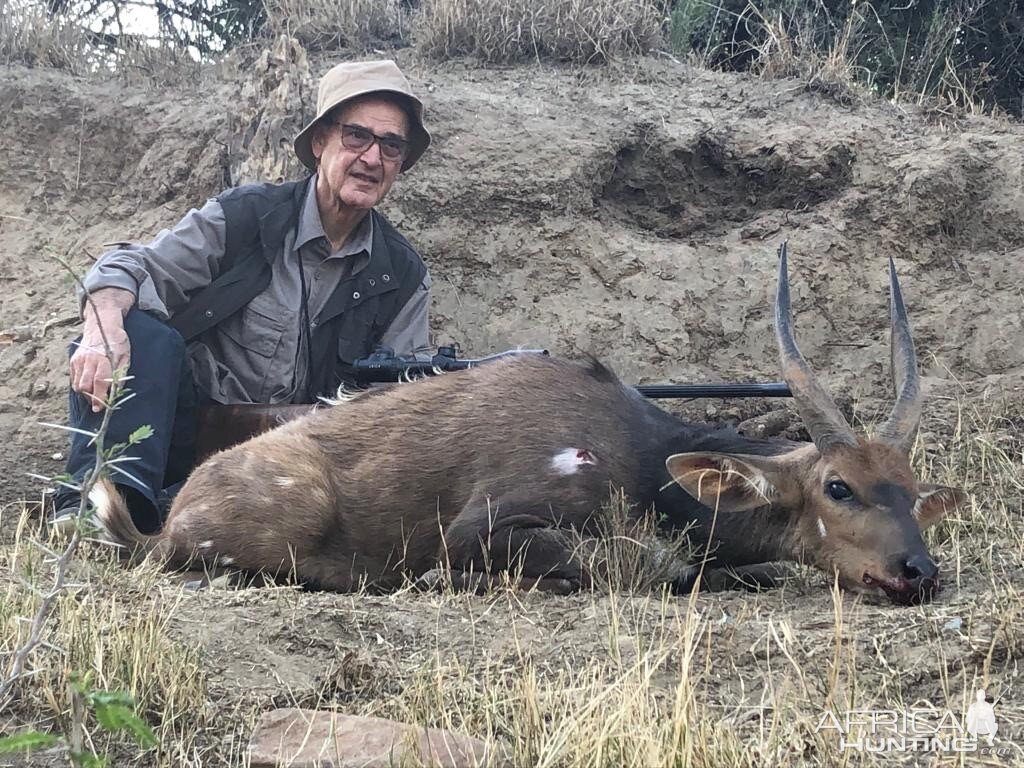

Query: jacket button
<box><xmin>204</xmin><ymin>310</ymin><xmax>214</xmax><ymax>318</ymax></box>
<box><xmin>352</xmin><ymin>291</ymin><xmax>361</xmax><ymax>300</ymax></box>
<box><xmin>368</xmin><ymin>279</ymin><xmax>376</xmax><ymax>286</ymax></box>
<box><xmin>382</xmin><ymin>274</ymin><xmax>390</xmax><ymax>282</ymax></box>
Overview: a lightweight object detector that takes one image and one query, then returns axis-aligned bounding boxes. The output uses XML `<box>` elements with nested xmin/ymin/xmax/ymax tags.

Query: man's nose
<box><xmin>359</xmin><ymin>140</ymin><xmax>383</xmax><ymax>166</ymax></box>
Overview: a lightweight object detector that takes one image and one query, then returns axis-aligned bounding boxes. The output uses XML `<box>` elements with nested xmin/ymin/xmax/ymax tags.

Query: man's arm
<box><xmin>79</xmin><ymin>198</ymin><xmax>228</xmax><ymax>320</ymax></box>
<box><xmin>71</xmin><ymin>287</ymin><xmax>135</xmax><ymax>411</ymax></box>
<box><xmin>71</xmin><ymin>199</ymin><xmax>228</xmax><ymax>410</ymax></box>
<box><xmin>377</xmin><ymin>273</ymin><xmax>432</xmax><ymax>361</ymax></box>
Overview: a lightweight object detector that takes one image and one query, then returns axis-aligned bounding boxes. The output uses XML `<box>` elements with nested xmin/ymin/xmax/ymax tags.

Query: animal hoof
<box><xmin>531</xmin><ymin>577</ymin><xmax>575</xmax><ymax>595</ymax></box>
<box><xmin>413</xmin><ymin>569</ymin><xmax>447</xmax><ymax>591</ymax></box>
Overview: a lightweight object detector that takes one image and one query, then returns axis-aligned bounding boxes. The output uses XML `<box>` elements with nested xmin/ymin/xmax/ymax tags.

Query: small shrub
<box><xmin>0</xmin><ymin>0</ymin><xmax>92</xmax><ymax>70</ymax></box>
<box><xmin>665</xmin><ymin>0</ymin><xmax>1024</xmax><ymax>117</ymax></box>
<box><xmin>263</xmin><ymin>0</ymin><xmax>407</xmax><ymax>51</ymax></box>
<box><xmin>415</xmin><ymin>0</ymin><xmax>666</xmax><ymax>64</ymax></box>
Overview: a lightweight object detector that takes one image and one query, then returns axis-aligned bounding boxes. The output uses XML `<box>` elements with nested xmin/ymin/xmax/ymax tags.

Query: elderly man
<box><xmin>51</xmin><ymin>60</ymin><xmax>433</xmax><ymax>534</ymax></box>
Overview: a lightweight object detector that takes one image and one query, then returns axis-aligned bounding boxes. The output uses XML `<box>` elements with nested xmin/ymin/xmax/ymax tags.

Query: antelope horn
<box><xmin>876</xmin><ymin>256</ymin><xmax>922</xmax><ymax>453</ymax></box>
<box><xmin>774</xmin><ymin>243</ymin><xmax>857</xmax><ymax>451</ymax></box>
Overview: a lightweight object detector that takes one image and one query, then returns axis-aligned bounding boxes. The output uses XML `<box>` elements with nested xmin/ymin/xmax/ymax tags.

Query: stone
<box><xmin>247</xmin><ymin>708</ymin><xmax>502</xmax><ymax>768</ymax></box>
<box><xmin>737</xmin><ymin>408</ymin><xmax>797</xmax><ymax>438</ymax></box>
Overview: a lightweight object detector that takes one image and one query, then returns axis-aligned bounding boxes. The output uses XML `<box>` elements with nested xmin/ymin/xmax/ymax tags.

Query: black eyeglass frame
<box><xmin>333</xmin><ymin>122</ymin><xmax>410</xmax><ymax>162</ymax></box>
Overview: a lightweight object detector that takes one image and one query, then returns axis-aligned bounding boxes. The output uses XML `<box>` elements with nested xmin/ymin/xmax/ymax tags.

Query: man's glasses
<box><xmin>335</xmin><ymin>123</ymin><xmax>409</xmax><ymax>162</ymax></box>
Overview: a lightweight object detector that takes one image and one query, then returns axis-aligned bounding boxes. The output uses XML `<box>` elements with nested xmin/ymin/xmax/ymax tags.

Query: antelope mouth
<box><xmin>862</xmin><ymin>572</ymin><xmax>940</xmax><ymax>605</ymax></box>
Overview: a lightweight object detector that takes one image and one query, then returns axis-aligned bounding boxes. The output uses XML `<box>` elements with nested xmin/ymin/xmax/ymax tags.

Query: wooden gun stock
<box><xmin>195</xmin><ymin>403</ymin><xmax>315</xmax><ymax>463</ymax></box>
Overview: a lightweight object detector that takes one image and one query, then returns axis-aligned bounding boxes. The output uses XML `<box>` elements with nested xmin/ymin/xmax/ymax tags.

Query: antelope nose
<box><xmin>902</xmin><ymin>554</ymin><xmax>939</xmax><ymax>584</ymax></box>
<box><xmin>901</xmin><ymin>555</ymin><xmax>941</xmax><ymax>603</ymax></box>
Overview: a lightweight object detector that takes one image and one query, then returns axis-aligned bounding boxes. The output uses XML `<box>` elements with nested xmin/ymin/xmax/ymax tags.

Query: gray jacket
<box><xmin>81</xmin><ymin>176</ymin><xmax>430</xmax><ymax>403</ymax></box>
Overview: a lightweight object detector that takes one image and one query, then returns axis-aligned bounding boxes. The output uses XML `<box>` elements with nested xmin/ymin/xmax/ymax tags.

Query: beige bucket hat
<box><xmin>294</xmin><ymin>59</ymin><xmax>430</xmax><ymax>173</ymax></box>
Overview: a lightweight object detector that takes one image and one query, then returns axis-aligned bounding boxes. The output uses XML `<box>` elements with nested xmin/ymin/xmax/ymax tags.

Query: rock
<box><xmin>247</xmin><ymin>708</ymin><xmax>503</xmax><ymax>768</ymax></box>
<box><xmin>737</xmin><ymin>409</ymin><xmax>796</xmax><ymax>438</ymax></box>
<box><xmin>26</xmin><ymin>378</ymin><xmax>49</xmax><ymax>400</ymax></box>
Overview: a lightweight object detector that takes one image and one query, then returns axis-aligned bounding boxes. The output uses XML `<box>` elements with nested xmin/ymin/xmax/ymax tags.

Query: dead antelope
<box><xmin>94</xmin><ymin>248</ymin><xmax>966</xmax><ymax>605</ymax></box>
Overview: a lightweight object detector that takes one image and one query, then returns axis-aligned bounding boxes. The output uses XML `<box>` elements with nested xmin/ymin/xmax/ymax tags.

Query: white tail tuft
<box><xmin>90</xmin><ymin>476</ymin><xmax>157</xmax><ymax>554</ymax></box>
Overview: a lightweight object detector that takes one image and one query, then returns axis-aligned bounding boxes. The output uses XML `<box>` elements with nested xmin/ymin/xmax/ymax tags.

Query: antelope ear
<box><xmin>665</xmin><ymin>452</ymin><xmax>787</xmax><ymax>513</ymax></box>
<box><xmin>914</xmin><ymin>484</ymin><xmax>967</xmax><ymax>529</ymax></box>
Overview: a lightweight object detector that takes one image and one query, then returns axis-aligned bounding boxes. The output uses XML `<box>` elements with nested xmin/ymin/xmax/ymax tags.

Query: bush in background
<box><xmin>0</xmin><ymin>0</ymin><xmax>92</xmax><ymax>69</ymax></box>
<box><xmin>413</xmin><ymin>0</ymin><xmax>665</xmax><ymax>64</ymax></box>
<box><xmin>1</xmin><ymin>0</ymin><xmax>1021</xmax><ymax>117</ymax></box>
<box><xmin>667</xmin><ymin>0</ymin><xmax>1024</xmax><ymax>116</ymax></box>
<box><xmin>264</xmin><ymin>0</ymin><xmax>406</xmax><ymax>52</ymax></box>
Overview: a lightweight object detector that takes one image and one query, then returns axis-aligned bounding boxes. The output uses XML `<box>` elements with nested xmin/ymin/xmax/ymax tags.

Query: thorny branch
<box><xmin>0</xmin><ymin>257</ymin><xmax>126</xmax><ymax>713</ymax></box>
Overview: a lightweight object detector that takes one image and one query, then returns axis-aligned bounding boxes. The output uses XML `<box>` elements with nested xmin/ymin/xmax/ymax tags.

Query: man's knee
<box><xmin>66</xmin><ymin>308</ymin><xmax>185</xmax><ymax>360</ymax></box>
<box><xmin>122</xmin><ymin>308</ymin><xmax>186</xmax><ymax>356</ymax></box>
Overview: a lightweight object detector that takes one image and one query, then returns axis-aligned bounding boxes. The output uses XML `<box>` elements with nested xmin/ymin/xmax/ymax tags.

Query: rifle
<box><xmin>350</xmin><ymin>346</ymin><xmax>793</xmax><ymax>399</ymax></box>
<box><xmin>195</xmin><ymin>346</ymin><xmax>792</xmax><ymax>463</ymax></box>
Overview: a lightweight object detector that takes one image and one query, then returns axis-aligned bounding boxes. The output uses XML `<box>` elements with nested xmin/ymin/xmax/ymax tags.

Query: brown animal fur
<box><xmin>98</xmin><ymin>355</ymin><xmax>665</xmax><ymax>591</ymax></box>
<box><xmin>94</xmin><ymin>254</ymin><xmax>969</xmax><ymax>603</ymax></box>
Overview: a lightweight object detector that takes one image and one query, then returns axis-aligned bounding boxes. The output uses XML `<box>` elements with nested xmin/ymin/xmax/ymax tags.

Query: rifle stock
<box><xmin>195</xmin><ymin>348</ymin><xmax>792</xmax><ymax>461</ymax></box>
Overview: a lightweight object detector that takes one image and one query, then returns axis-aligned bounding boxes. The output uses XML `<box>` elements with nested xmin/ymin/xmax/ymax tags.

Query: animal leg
<box><xmin>440</xmin><ymin>500</ymin><xmax>592</xmax><ymax>589</ymax></box>
<box><xmin>414</xmin><ymin>568</ymin><xmax>576</xmax><ymax>595</ymax></box>
<box><xmin>266</xmin><ymin>555</ymin><xmax>361</xmax><ymax>593</ymax></box>
<box><xmin>673</xmin><ymin>562</ymin><xmax>788</xmax><ymax>594</ymax></box>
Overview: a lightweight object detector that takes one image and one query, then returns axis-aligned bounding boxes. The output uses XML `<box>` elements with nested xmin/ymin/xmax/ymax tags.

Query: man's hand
<box><xmin>69</xmin><ymin>288</ymin><xmax>135</xmax><ymax>412</ymax></box>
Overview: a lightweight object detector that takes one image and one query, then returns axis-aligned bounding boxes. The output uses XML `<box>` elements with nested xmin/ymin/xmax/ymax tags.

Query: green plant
<box><xmin>0</xmin><ymin>674</ymin><xmax>157</xmax><ymax>767</ymax></box>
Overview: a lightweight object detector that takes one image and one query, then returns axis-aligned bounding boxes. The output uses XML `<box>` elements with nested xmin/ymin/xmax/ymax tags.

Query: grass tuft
<box><xmin>414</xmin><ymin>0</ymin><xmax>665</xmax><ymax>65</ymax></box>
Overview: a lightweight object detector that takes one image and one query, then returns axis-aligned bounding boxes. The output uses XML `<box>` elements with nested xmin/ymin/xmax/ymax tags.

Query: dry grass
<box><xmin>743</xmin><ymin>5</ymin><xmax>871</xmax><ymax>107</ymax></box>
<box><xmin>569</xmin><ymin>490</ymin><xmax>697</xmax><ymax>594</ymax></box>
<box><xmin>0</xmin><ymin>0</ymin><xmax>93</xmax><ymax>70</ymax></box>
<box><xmin>1</xmin><ymin>395</ymin><xmax>1022</xmax><ymax>766</ymax></box>
<box><xmin>0</xmin><ymin>0</ymin><xmax>200</xmax><ymax>85</ymax></box>
<box><xmin>693</xmin><ymin>0</ymin><xmax>1007</xmax><ymax>118</ymax></box>
<box><xmin>0</xmin><ymin>517</ymin><xmax>234</xmax><ymax>764</ymax></box>
<box><xmin>414</xmin><ymin>0</ymin><xmax>665</xmax><ymax>65</ymax></box>
<box><xmin>263</xmin><ymin>0</ymin><xmax>407</xmax><ymax>53</ymax></box>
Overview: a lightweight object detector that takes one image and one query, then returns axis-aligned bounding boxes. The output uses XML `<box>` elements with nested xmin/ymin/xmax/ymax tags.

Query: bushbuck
<box><xmin>94</xmin><ymin>248</ymin><xmax>966</xmax><ymax>605</ymax></box>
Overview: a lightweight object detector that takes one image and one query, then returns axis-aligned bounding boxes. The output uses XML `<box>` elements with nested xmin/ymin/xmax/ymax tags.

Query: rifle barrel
<box><xmin>351</xmin><ymin>353</ymin><xmax>793</xmax><ymax>399</ymax></box>
<box><xmin>635</xmin><ymin>383</ymin><xmax>792</xmax><ymax>399</ymax></box>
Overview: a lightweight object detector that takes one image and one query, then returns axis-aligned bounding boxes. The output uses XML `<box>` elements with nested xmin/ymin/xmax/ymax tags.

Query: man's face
<box><xmin>312</xmin><ymin>96</ymin><xmax>410</xmax><ymax>211</ymax></box>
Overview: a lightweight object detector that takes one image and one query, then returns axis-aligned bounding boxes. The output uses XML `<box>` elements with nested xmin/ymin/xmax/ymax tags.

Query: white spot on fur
<box><xmin>274</xmin><ymin>476</ymin><xmax>295</xmax><ymax>487</ymax></box>
<box><xmin>219</xmin><ymin>556</ymin><xmax>234</xmax><ymax>566</ymax></box>
<box><xmin>551</xmin><ymin>448</ymin><xmax>597</xmax><ymax>476</ymax></box>
<box><xmin>199</xmin><ymin>540</ymin><xmax>214</xmax><ymax>550</ymax></box>
<box><xmin>817</xmin><ymin>517</ymin><xmax>827</xmax><ymax>538</ymax></box>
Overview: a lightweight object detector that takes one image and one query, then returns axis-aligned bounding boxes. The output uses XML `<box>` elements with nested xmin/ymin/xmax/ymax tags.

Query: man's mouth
<box><xmin>351</xmin><ymin>172</ymin><xmax>379</xmax><ymax>185</ymax></box>
<box><xmin>862</xmin><ymin>572</ymin><xmax>940</xmax><ymax>605</ymax></box>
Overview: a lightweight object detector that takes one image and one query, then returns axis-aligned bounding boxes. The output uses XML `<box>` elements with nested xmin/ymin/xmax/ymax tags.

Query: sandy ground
<box><xmin>1</xmin><ymin>38</ymin><xmax>1023</xmax><ymax>767</ymax></box>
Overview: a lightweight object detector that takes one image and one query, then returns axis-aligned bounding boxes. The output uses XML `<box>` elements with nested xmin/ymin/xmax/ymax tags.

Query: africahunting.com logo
<box><xmin>815</xmin><ymin>689</ymin><xmax>1013</xmax><ymax>755</ymax></box>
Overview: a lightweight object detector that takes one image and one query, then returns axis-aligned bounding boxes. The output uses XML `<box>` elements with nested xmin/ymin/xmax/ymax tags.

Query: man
<box><xmin>51</xmin><ymin>59</ymin><xmax>433</xmax><ymax>534</ymax></box>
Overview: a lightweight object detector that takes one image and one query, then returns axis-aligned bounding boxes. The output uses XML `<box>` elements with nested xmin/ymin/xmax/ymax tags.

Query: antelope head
<box><xmin>666</xmin><ymin>245</ymin><xmax>966</xmax><ymax>605</ymax></box>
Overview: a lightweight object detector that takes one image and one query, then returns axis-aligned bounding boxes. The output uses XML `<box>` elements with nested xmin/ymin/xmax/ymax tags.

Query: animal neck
<box><xmin>683</xmin><ymin>502</ymin><xmax>801</xmax><ymax>567</ymax></box>
<box><xmin>647</xmin><ymin>423</ymin><xmax>806</xmax><ymax>567</ymax></box>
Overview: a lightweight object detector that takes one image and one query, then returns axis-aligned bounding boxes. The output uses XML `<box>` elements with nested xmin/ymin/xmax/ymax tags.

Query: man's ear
<box><xmin>310</xmin><ymin>123</ymin><xmax>328</xmax><ymax>162</ymax></box>
<box><xmin>914</xmin><ymin>484</ymin><xmax>968</xmax><ymax>529</ymax></box>
<box><xmin>665</xmin><ymin>452</ymin><xmax>793</xmax><ymax>513</ymax></box>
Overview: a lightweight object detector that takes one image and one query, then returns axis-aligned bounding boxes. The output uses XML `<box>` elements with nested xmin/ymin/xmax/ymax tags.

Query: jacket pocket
<box><xmin>220</xmin><ymin>296</ymin><xmax>287</xmax><ymax>359</ymax></box>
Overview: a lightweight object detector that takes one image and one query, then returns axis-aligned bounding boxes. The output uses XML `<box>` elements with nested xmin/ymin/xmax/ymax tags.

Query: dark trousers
<box><xmin>60</xmin><ymin>309</ymin><xmax>199</xmax><ymax>534</ymax></box>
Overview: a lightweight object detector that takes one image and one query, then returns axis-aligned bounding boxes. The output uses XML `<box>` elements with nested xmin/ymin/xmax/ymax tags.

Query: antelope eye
<box><xmin>826</xmin><ymin>480</ymin><xmax>854</xmax><ymax>501</ymax></box>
